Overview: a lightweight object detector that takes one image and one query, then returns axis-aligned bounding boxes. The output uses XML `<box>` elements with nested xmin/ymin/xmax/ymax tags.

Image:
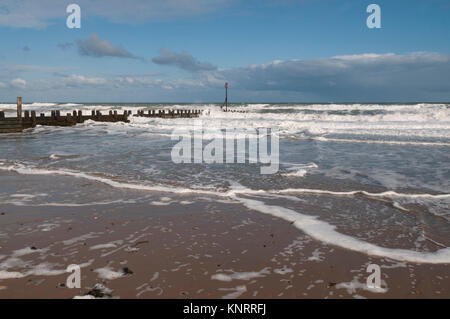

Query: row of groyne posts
<box><xmin>135</xmin><ymin>109</ymin><xmax>202</xmax><ymax>118</ymax></box>
<box><xmin>0</xmin><ymin>97</ymin><xmax>202</xmax><ymax>134</ymax></box>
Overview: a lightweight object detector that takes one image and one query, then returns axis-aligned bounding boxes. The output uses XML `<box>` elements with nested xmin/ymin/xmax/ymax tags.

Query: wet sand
<box><xmin>0</xmin><ymin>172</ymin><xmax>449</xmax><ymax>299</ymax></box>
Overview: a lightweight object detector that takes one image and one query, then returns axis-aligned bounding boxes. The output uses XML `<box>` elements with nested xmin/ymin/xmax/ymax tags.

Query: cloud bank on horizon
<box><xmin>0</xmin><ymin>0</ymin><xmax>449</xmax><ymax>102</ymax></box>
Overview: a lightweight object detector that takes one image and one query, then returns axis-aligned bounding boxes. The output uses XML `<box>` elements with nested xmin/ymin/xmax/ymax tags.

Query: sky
<box><xmin>0</xmin><ymin>0</ymin><xmax>449</xmax><ymax>102</ymax></box>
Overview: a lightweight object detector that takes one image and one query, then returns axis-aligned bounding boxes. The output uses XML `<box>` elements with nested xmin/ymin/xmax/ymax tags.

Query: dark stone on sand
<box><xmin>86</xmin><ymin>284</ymin><xmax>112</xmax><ymax>298</ymax></box>
<box><xmin>87</xmin><ymin>289</ymin><xmax>106</xmax><ymax>298</ymax></box>
<box><xmin>328</xmin><ymin>282</ymin><xmax>337</xmax><ymax>287</ymax></box>
<box><xmin>30</xmin><ymin>246</ymin><xmax>37</xmax><ymax>250</ymax></box>
<box><xmin>0</xmin><ymin>212</ymin><xmax>5</xmax><ymax>215</ymax></box>
<box><xmin>122</xmin><ymin>267</ymin><xmax>133</xmax><ymax>275</ymax></box>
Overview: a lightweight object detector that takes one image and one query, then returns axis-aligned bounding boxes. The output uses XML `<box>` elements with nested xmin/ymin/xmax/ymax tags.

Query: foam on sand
<box><xmin>269</xmin><ymin>187</ymin><xmax>450</xmax><ymax>200</ymax></box>
<box><xmin>211</xmin><ymin>268</ymin><xmax>270</xmax><ymax>282</ymax></box>
<box><xmin>94</xmin><ymin>266</ymin><xmax>124</xmax><ymax>280</ymax></box>
<box><xmin>231</xmin><ymin>195</ymin><xmax>450</xmax><ymax>264</ymax></box>
<box><xmin>336</xmin><ymin>277</ymin><xmax>388</xmax><ymax>294</ymax></box>
<box><xmin>1</xmin><ymin>161</ymin><xmax>449</xmax><ymax>264</ymax></box>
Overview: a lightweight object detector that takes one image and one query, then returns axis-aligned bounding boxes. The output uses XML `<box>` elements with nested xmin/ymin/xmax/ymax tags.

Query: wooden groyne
<box><xmin>0</xmin><ymin>97</ymin><xmax>202</xmax><ymax>134</ymax></box>
<box><xmin>0</xmin><ymin>98</ymin><xmax>131</xmax><ymax>134</ymax></box>
<box><xmin>135</xmin><ymin>109</ymin><xmax>201</xmax><ymax>118</ymax></box>
<box><xmin>222</xmin><ymin>109</ymin><xmax>246</xmax><ymax>113</ymax></box>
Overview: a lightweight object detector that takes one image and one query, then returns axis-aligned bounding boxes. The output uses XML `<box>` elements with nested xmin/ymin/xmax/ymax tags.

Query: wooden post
<box><xmin>225</xmin><ymin>83</ymin><xmax>228</xmax><ymax>112</ymax></box>
<box><xmin>17</xmin><ymin>97</ymin><xmax>22</xmax><ymax>122</ymax></box>
<box><xmin>0</xmin><ymin>111</ymin><xmax>4</xmax><ymax>119</ymax></box>
<box><xmin>24</xmin><ymin>110</ymin><xmax>30</xmax><ymax>119</ymax></box>
<box><xmin>31</xmin><ymin>111</ymin><xmax>36</xmax><ymax>126</ymax></box>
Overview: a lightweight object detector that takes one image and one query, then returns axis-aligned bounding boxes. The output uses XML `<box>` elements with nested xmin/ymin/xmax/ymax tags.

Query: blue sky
<box><xmin>0</xmin><ymin>0</ymin><xmax>449</xmax><ymax>102</ymax></box>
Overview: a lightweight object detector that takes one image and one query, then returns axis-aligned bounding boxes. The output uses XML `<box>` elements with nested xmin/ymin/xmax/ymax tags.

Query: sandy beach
<box><xmin>0</xmin><ymin>171</ymin><xmax>448</xmax><ymax>299</ymax></box>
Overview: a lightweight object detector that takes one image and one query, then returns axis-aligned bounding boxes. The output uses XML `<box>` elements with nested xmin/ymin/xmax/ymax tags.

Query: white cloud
<box><xmin>10</xmin><ymin>78</ymin><xmax>26</xmax><ymax>88</ymax></box>
<box><xmin>152</xmin><ymin>48</ymin><xmax>216</xmax><ymax>72</ymax></box>
<box><xmin>77</xmin><ymin>34</ymin><xmax>143</xmax><ymax>60</ymax></box>
<box><xmin>62</xmin><ymin>75</ymin><xmax>106</xmax><ymax>87</ymax></box>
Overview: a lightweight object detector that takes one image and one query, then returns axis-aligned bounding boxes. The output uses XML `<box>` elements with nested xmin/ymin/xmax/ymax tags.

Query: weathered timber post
<box><xmin>56</xmin><ymin>110</ymin><xmax>61</xmax><ymax>120</ymax></box>
<box><xmin>224</xmin><ymin>82</ymin><xmax>228</xmax><ymax>112</ymax></box>
<box><xmin>40</xmin><ymin>113</ymin><xmax>45</xmax><ymax>119</ymax></box>
<box><xmin>77</xmin><ymin>110</ymin><xmax>82</xmax><ymax>123</ymax></box>
<box><xmin>17</xmin><ymin>97</ymin><xmax>22</xmax><ymax>123</ymax></box>
<box><xmin>0</xmin><ymin>111</ymin><xmax>4</xmax><ymax>119</ymax></box>
<box><xmin>24</xmin><ymin>110</ymin><xmax>30</xmax><ymax>120</ymax></box>
<box><xmin>113</xmin><ymin>110</ymin><xmax>117</xmax><ymax>119</ymax></box>
<box><xmin>91</xmin><ymin>110</ymin><xmax>95</xmax><ymax>118</ymax></box>
<box><xmin>31</xmin><ymin>111</ymin><xmax>36</xmax><ymax>126</ymax></box>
